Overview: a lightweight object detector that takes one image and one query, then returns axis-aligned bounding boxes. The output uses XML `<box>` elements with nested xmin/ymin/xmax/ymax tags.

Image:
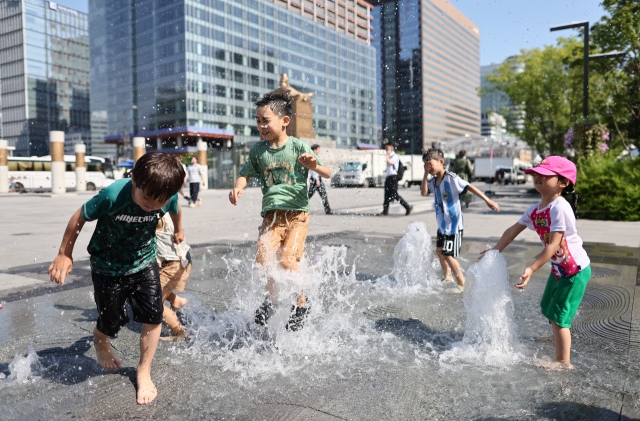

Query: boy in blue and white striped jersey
<box><xmin>420</xmin><ymin>149</ymin><xmax>500</xmax><ymax>293</ymax></box>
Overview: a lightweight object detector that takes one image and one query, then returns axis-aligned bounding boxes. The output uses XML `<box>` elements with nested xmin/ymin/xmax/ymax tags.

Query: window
<box><xmin>215</xmin><ymin>66</ymin><xmax>225</xmax><ymax>78</ymax></box>
<box><xmin>250</xmin><ymin>75</ymin><xmax>260</xmax><ymax>86</ymax></box>
<box><xmin>330</xmin><ymin>121</ymin><xmax>337</xmax><ymax>130</ymax></box>
<box><xmin>216</xmin><ymin>85</ymin><xmax>226</xmax><ymax>97</ymax></box>
<box><xmin>215</xmin><ymin>103</ymin><xmax>226</xmax><ymax>115</ymax></box>
<box><xmin>318</xmin><ymin>120</ymin><xmax>327</xmax><ymax>130</ymax></box>
<box><xmin>234</xmin><ymin>106</ymin><xmax>244</xmax><ymax>118</ymax></box>
<box><xmin>215</xmin><ymin>49</ymin><xmax>225</xmax><ymax>60</ymax></box>
<box><xmin>234</xmin><ymin>88</ymin><xmax>243</xmax><ymax>100</ymax></box>
<box><xmin>234</xmin><ymin>71</ymin><xmax>244</xmax><ymax>83</ymax></box>
<box><xmin>250</xmin><ymin>91</ymin><xmax>261</xmax><ymax>102</ymax></box>
<box><xmin>266</xmin><ymin>62</ymin><xmax>275</xmax><ymax>73</ymax></box>
<box><xmin>266</xmin><ymin>79</ymin><xmax>275</xmax><ymax>89</ymax></box>
<box><xmin>233</xmin><ymin>53</ymin><xmax>243</xmax><ymax>65</ymax></box>
<box><xmin>249</xmin><ymin>58</ymin><xmax>259</xmax><ymax>69</ymax></box>
<box><xmin>351</xmin><ymin>111</ymin><xmax>357</xmax><ymax>121</ymax></box>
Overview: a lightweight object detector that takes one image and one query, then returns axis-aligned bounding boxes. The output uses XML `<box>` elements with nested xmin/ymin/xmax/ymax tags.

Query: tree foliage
<box><xmin>591</xmin><ymin>0</ymin><xmax>640</xmax><ymax>150</ymax></box>
<box><xmin>483</xmin><ymin>38</ymin><xmax>586</xmax><ymax>154</ymax></box>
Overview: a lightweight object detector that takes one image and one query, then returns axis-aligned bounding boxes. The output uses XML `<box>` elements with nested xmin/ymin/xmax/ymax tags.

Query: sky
<box><xmin>55</xmin><ymin>0</ymin><xmax>608</xmax><ymax>66</ymax></box>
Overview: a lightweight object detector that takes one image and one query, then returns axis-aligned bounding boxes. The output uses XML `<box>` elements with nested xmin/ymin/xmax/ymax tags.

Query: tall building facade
<box><xmin>90</xmin><ymin>0</ymin><xmax>377</xmax><ymax>151</ymax></box>
<box><xmin>480</xmin><ymin>58</ymin><xmax>524</xmax><ymax>133</ymax></box>
<box><xmin>371</xmin><ymin>0</ymin><xmax>480</xmax><ymax>154</ymax></box>
<box><xmin>0</xmin><ymin>0</ymin><xmax>90</xmax><ymax>156</ymax></box>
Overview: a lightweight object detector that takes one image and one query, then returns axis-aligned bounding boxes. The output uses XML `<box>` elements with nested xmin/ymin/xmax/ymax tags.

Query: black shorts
<box><xmin>436</xmin><ymin>230</ymin><xmax>463</xmax><ymax>257</ymax></box>
<box><xmin>91</xmin><ymin>263</ymin><xmax>163</xmax><ymax>337</ymax></box>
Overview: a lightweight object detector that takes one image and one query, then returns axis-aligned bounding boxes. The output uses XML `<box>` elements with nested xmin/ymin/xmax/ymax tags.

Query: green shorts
<box><xmin>540</xmin><ymin>265</ymin><xmax>591</xmax><ymax>329</ymax></box>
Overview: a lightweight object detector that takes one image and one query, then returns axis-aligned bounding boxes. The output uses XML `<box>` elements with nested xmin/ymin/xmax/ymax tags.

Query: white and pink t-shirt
<box><xmin>518</xmin><ymin>197</ymin><xmax>590</xmax><ymax>279</ymax></box>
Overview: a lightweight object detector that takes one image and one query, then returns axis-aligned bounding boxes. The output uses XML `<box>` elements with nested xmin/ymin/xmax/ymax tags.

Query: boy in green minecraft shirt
<box><xmin>48</xmin><ymin>152</ymin><xmax>185</xmax><ymax>405</ymax></box>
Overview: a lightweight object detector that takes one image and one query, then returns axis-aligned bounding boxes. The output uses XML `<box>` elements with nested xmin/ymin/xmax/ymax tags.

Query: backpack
<box><xmin>396</xmin><ymin>162</ymin><xmax>407</xmax><ymax>180</ymax></box>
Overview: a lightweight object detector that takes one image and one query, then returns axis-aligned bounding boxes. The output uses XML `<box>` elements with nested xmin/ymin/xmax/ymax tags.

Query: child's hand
<box><xmin>515</xmin><ymin>267</ymin><xmax>533</xmax><ymax>289</ymax></box>
<box><xmin>48</xmin><ymin>254</ymin><xmax>73</xmax><ymax>286</ymax></box>
<box><xmin>486</xmin><ymin>199</ymin><xmax>500</xmax><ymax>212</ymax></box>
<box><xmin>298</xmin><ymin>154</ymin><xmax>318</xmax><ymax>170</ymax></box>
<box><xmin>173</xmin><ymin>230</ymin><xmax>184</xmax><ymax>244</ymax></box>
<box><xmin>229</xmin><ymin>188</ymin><xmax>243</xmax><ymax>205</ymax></box>
<box><xmin>478</xmin><ymin>248</ymin><xmax>493</xmax><ymax>260</ymax></box>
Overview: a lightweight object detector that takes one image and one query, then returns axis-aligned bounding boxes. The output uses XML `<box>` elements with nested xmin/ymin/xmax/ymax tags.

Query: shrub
<box><xmin>576</xmin><ymin>151</ymin><xmax>640</xmax><ymax>221</ymax></box>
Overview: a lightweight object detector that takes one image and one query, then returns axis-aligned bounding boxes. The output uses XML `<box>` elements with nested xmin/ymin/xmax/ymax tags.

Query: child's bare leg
<box><xmin>93</xmin><ymin>326</ymin><xmax>122</xmax><ymax>370</ymax></box>
<box><xmin>436</xmin><ymin>248</ymin><xmax>453</xmax><ymax>281</ymax></box>
<box><xmin>161</xmin><ymin>305</ymin><xmax>185</xmax><ymax>338</ymax></box>
<box><xmin>280</xmin><ymin>256</ymin><xmax>306</xmax><ymax>307</ymax></box>
<box><xmin>551</xmin><ymin>321</ymin><xmax>572</xmax><ymax>366</ymax></box>
<box><xmin>137</xmin><ymin>323</ymin><xmax>161</xmax><ymax>405</ymax></box>
<box><xmin>167</xmin><ymin>292</ymin><xmax>188</xmax><ymax>311</ymax></box>
<box><xmin>444</xmin><ymin>255</ymin><xmax>465</xmax><ymax>287</ymax></box>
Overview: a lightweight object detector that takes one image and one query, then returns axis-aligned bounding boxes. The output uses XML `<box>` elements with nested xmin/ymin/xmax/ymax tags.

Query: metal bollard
<box><xmin>0</xmin><ymin>139</ymin><xmax>8</xmax><ymax>193</ymax></box>
<box><xmin>133</xmin><ymin>137</ymin><xmax>146</xmax><ymax>163</ymax></box>
<box><xmin>50</xmin><ymin>131</ymin><xmax>66</xmax><ymax>194</ymax></box>
<box><xmin>197</xmin><ymin>138</ymin><xmax>208</xmax><ymax>189</ymax></box>
<box><xmin>75</xmin><ymin>143</ymin><xmax>86</xmax><ymax>192</ymax></box>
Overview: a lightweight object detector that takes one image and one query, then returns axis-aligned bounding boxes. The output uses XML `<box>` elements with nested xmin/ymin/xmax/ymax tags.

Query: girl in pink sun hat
<box><xmin>481</xmin><ymin>156</ymin><xmax>590</xmax><ymax>370</ymax></box>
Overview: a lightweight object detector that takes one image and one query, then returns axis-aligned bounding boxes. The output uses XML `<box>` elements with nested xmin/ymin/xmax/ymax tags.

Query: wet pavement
<box><xmin>1</xmin><ymin>232</ymin><xmax>640</xmax><ymax>420</ymax></box>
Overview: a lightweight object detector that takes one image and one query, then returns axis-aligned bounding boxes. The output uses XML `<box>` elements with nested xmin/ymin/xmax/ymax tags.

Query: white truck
<box><xmin>472</xmin><ymin>157</ymin><xmax>531</xmax><ymax>184</ymax></box>
<box><xmin>398</xmin><ymin>155</ymin><xmax>425</xmax><ymax>188</ymax></box>
<box><xmin>331</xmin><ymin>150</ymin><xmax>387</xmax><ymax>188</ymax></box>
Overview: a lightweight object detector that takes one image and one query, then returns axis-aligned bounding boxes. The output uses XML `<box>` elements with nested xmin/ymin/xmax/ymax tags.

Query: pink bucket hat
<box><xmin>525</xmin><ymin>156</ymin><xmax>577</xmax><ymax>185</ymax></box>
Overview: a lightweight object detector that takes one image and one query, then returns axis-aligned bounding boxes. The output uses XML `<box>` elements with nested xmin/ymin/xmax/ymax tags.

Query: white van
<box><xmin>8</xmin><ymin>155</ymin><xmax>119</xmax><ymax>192</ymax></box>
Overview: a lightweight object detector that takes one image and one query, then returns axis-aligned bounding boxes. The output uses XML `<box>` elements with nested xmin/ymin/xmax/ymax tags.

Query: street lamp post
<box><xmin>550</xmin><ymin>21</ymin><xmax>626</xmax><ymax>118</ymax></box>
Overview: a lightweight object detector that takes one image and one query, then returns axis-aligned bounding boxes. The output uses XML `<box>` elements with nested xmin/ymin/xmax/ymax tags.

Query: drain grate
<box><xmin>572</xmin><ymin>283</ymin><xmax>631</xmax><ymax>345</ymax></box>
<box><xmin>590</xmin><ymin>266</ymin><xmax>621</xmax><ymax>278</ymax></box>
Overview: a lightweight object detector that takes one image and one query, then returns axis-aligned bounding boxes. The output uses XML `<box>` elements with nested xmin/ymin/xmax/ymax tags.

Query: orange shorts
<box><xmin>256</xmin><ymin>210</ymin><xmax>310</xmax><ymax>265</ymax></box>
<box><xmin>159</xmin><ymin>260</ymin><xmax>191</xmax><ymax>301</ymax></box>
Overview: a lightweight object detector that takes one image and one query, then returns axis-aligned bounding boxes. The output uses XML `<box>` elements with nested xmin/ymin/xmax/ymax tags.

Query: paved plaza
<box><xmin>1</xmin><ymin>184</ymin><xmax>640</xmax><ymax>420</ymax></box>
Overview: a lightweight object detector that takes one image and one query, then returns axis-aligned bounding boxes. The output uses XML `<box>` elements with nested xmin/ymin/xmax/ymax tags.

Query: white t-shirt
<box><xmin>187</xmin><ymin>164</ymin><xmax>203</xmax><ymax>183</ymax></box>
<box><xmin>309</xmin><ymin>169</ymin><xmax>319</xmax><ymax>180</ymax></box>
<box><xmin>427</xmin><ymin>171</ymin><xmax>469</xmax><ymax>235</ymax></box>
<box><xmin>386</xmin><ymin>152</ymin><xmax>399</xmax><ymax>176</ymax></box>
<box><xmin>518</xmin><ymin>196</ymin><xmax>590</xmax><ymax>279</ymax></box>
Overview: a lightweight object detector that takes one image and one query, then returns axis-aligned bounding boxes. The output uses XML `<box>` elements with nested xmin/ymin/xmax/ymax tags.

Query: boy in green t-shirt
<box><xmin>48</xmin><ymin>153</ymin><xmax>185</xmax><ymax>405</ymax></box>
<box><xmin>229</xmin><ymin>93</ymin><xmax>332</xmax><ymax>331</ymax></box>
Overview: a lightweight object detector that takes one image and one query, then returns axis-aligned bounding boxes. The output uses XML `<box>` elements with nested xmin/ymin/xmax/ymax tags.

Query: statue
<box><xmin>279</xmin><ymin>73</ymin><xmax>314</xmax><ymax>102</ymax></box>
<box><xmin>267</xmin><ymin>73</ymin><xmax>315</xmax><ymax>139</ymax></box>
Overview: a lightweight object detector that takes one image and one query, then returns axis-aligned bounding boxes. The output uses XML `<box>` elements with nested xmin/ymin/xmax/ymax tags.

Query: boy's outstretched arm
<box><xmin>298</xmin><ymin>154</ymin><xmax>331</xmax><ymax>178</ymax></box>
<box><xmin>48</xmin><ymin>207</ymin><xmax>86</xmax><ymax>285</ymax></box>
<box><xmin>169</xmin><ymin>202</ymin><xmax>184</xmax><ymax>243</ymax></box>
<box><xmin>229</xmin><ymin>176</ymin><xmax>247</xmax><ymax>205</ymax></box>
<box><xmin>466</xmin><ymin>184</ymin><xmax>500</xmax><ymax>211</ymax></box>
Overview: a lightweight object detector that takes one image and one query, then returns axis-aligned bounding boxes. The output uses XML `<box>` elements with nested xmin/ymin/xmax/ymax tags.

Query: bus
<box><xmin>8</xmin><ymin>155</ymin><xmax>120</xmax><ymax>192</ymax></box>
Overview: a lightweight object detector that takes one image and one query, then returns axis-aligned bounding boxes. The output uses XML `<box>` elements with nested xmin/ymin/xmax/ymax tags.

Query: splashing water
<box><xmin>440</xmin><ymin>250</ymin><xmax>523</xmax><ymax>368</ymax></box>
<box><xmin>173</xmin><ymin>245</ymin><xmax>434</xmax><ymax>385</ymax></box>
<box><xmin>392</xmin><ymin>222</ymin><xmax>438</xmax><ymax>289</ymax></box>
<box><xmin>2</xmin><ymin>345</ymin><xmax>42</xmax><ymax>386</ymax></box>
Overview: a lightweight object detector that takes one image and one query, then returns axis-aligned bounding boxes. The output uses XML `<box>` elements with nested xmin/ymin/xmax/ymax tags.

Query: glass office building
<box><xmin>0</xmin><ymin>0</ymin><xmax>90</xmax><ymax>156</ymax></box>
<box><xmin>372</xmin><ymin>0</ymin><xmax>480</xmax><ymax>154</ymax></box>
<box><xmin>90</xmin><ymin>0</ymin><xmax>377</xmax><ymax>150</ymax></box>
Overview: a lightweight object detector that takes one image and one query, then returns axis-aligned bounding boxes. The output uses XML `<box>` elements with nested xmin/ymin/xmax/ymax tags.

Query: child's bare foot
<box><xmin>171</xmin><ymin>295</ymin><xmax>188</xmax><ymax>311</ymax></box>
<box><xmin>93</xmin><ymin>329</ymin><xmax>122</xmax><ymax>370</ymax></box>
<box><xmin>160</xmin><ymin>327</ymin><xmax>186</xmax><ymax>341</ymax></box>
<box><xmin>136</xmin><ymin>369</ymin><xmax>158</xmax><ymax>405</ymax></box>
<box><xmin>533</xmin><ymin>358</ymin><xmax>574</xmax><ymax>371</ymax></box>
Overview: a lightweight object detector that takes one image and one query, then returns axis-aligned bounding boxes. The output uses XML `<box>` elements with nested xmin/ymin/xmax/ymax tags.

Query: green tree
<box><xmin>591</xmin><ymin>0</ymin><xmax>640</xmax><ymax>151</ymax></box>
<box><xmin>483</xmin><ymin>38</ymin><xmax>585</xmax><ymax>155</ymax></box>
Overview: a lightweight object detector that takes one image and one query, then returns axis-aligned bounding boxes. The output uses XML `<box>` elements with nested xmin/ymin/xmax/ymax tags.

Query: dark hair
<box><xmin>311</xmin><ymin>144</ymin><xmax>320</xmax><ymax>151</ymax></box>
<box><xmin>423</xmin><ymin>148</ymin><xmax>444</xmax><ymax>161</ymax></box>
<box><xmin>131</xmin><ymin>152</ymin><xmax>186</xmax><ymax>202</ymax></box>
<box><xmin>458</xmin><ymin>150</ymin><xmax>467</xmax><ymax>158</ymax></box>
<box><xmin>559</xmin><ymin>176</ymin><xmax>579</xmax><ymax>218</ymax></box>
<box><xmin>382</xmin><ymin>142</ymin><xmax>395</xmax><ymax>149</ymax></box>
<box><xmin>254</xmin><ymin>93</ymin><xmax>292</xmax><ymax>118</ymax></box>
